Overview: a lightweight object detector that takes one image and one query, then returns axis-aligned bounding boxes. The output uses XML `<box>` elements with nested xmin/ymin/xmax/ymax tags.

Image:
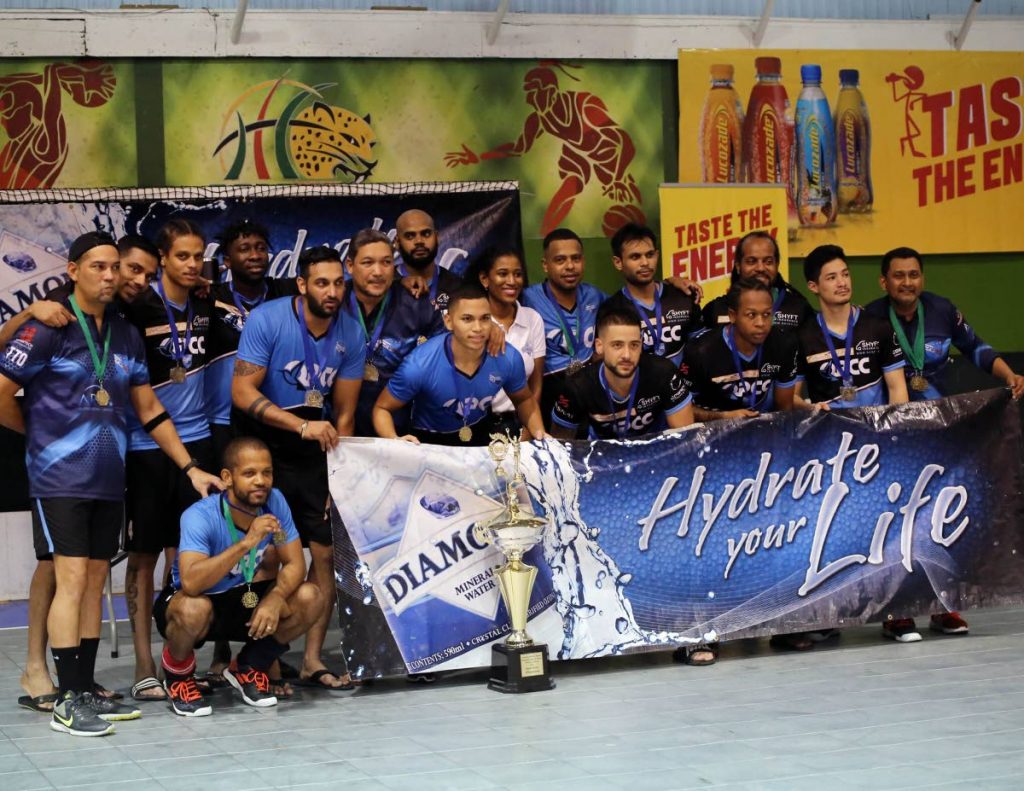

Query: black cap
<box><xmin>69</xmin><ymin>231</ymin><xmax>117</xmax><ymax>263</ymax></box>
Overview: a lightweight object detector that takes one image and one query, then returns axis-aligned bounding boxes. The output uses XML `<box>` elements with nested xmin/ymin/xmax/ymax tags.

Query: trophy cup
<box><xmin>474</xmin><ymin>433</ymin><xmax>556</xmax><ymax>693</ymax></box>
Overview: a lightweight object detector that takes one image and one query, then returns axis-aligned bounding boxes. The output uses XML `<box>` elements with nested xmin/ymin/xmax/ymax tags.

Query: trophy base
<box><xmin>488</xmin><ymin>643</ymin><xmax>555</xmax><ymax>694</ymax></box>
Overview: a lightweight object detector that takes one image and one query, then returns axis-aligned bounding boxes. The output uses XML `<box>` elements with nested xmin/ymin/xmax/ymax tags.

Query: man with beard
<box><xmin>153</xmin><ymin>438</ymin><xmax>320</xmax><ymax>715</ymax></box>
<box><xmin>701</xmin><ymin>231</ymin><xmax>813</xmax><ymax>334</ymax></box>
<box><xmin>232</xmin><ymin>245</ymin><xmax>364</xmax><ymax>690</ymax></box>
<box><xmin>394</xmin><ymin>209</ymin><xmax>463</xmax><ymax>313</ymax></box>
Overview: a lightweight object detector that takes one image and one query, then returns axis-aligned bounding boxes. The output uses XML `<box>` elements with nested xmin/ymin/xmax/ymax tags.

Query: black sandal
<box><xmin>674</xmin><ymin>643</ymin><xmax>718</xmax><ymax>666</ymax></box>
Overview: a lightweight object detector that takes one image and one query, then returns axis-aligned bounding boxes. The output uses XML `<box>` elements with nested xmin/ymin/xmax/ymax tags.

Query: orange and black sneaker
<box><xmin>164</xmin><ymin>676</ymin><xmax>212</xmax><ymax>717</ymax></box>
<box><xmin>224</xmin><ymin>665</ymin><xmax>277</xmax><ymax>708</ymax></box>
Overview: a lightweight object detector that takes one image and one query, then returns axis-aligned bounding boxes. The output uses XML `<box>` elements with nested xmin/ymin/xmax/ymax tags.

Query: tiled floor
<box><xmin>1</xmin><ymin>607</ymin><xmax>1023</xmax><ymax>789</ymax></box>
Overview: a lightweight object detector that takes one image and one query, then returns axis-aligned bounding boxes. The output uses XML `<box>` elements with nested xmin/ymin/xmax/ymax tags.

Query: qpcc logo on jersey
<box><xmin>372</xmin><ymin>471</ymin><xmax>508</xmax><ymax>620</ymax></box>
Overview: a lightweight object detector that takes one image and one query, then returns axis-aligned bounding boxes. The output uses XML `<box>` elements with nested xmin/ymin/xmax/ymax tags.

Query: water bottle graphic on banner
<box><xmin>700</xmin><ymin>64</ymin><xmax>744</xmax><ymax>183</ymax></box>
<box><xmin>794</xmin><ymin>64</ymin><xmax>838</xmax><ymax>227</ymax></box>
<box><xmin>835</xmin><ymin>68</ymin><xmax>873</xmax><ymax>213</ymax></box>
<box><xmin>741</xmin><ymin>56</ymin><xmax>796</xmax><ymax>223</ymax></box>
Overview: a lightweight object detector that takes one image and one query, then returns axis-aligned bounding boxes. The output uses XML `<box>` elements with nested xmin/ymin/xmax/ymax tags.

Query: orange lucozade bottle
<box><xmin>742</xmin><ymin>57</ymin><xmax>796</xmax><ymax>222</ymax></box>
<box><xmin>699</xmin><ymin>64</ymin><xmax>744</xmax><ymax>183</ymax></box>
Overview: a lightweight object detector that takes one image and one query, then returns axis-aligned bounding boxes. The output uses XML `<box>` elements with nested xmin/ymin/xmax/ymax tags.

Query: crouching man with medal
<box><xmin>154</xmin><ymin>438</ymin><xmax>321</xmax><ymax>716</ymax></box>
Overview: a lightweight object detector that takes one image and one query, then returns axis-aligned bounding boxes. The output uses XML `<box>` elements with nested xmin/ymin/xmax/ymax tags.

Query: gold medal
<box><xmin>567</xmin><ymin>360</ymin><xmax>584</xmax><ymax>376</ymax></box>
<box><xmin>170</xmin><ymin>365</ymin><xmax>186</xmax><ymax>384</ymax></box>
<box><xmin>841</xmin><ymin>385</ymin><xmax>857</xmax><ymax>402</ymax></box>
<box><xmin>417</xmin><ymin>335</ymin><xmax>427</xmax><ymax>345</ymax></box>
<box><xmin>304</xmin><ymin>389</ymin><xmax>324</xmax><ymax>408</ymax></box>
<box><xmin>241</xmin><ymin>587</ymin><xmax>259</xmax><ymax>609</ymax></box>
<box><xmin>458</xmin><ymin>424</ymin><xmax>473</xmax><ymax>443</ymax></box>
<box><xmin>910</xmin><ymin>374</ymin><xmax>929</xmax><ymax>392</ymax></box>
<box><xmin>94</xmin><ymin>387</ymin><xmax>110</xmax><ymax>407</ymax></box>
<box><xmin>272</xmin><ymin>530</ymin><xmax>287</xmax><ymax>546</ymax></box>
<box><xmin>363</xmin><ymin>363</ymin><xmax>379</xmax><ymax>383</ymax></box>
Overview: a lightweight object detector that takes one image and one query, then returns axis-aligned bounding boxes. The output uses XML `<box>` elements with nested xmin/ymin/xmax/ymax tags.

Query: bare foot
<box><xmin>20</xmin><ymin>669</ymin><xmax>57</xmax><ymax>700</ymax></box>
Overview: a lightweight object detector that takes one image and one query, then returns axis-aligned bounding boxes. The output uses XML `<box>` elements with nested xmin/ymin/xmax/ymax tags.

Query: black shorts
<box><xmin>153</xmin><ymin>580</ymin><xmax>274</xmax><ymax>647</ymax></box>
<box><xmin>31</xmin><ymin>498</ymin><xmax>123</xmax><ymax>560</ymax></box>
<box><xmin>273</xmin><ymin>453</ymin><xmax>331</xmax><ymax>547</ymax></box>
<box><xmin>125</xmin><ymin>437</ymin><xmax>214</xmax><ymax>555</ymax></box>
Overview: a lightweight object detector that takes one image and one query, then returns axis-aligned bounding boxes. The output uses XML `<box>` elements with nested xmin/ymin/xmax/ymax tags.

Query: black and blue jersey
<box><xmin>602</xmin><ymin>281</ymin><xmax>703</xmax><ymax>367</ymax></box>
<box><xmin>0</xmin><ymin>305</ymin><xmax>149</xmax><ymax>500</ymax></box>
<box><xmin>205</xmin><ymin>278</ymin><xmax>298</xmax><ymax>427</ymax></box>
<box><xmin>386</xmin><ymin>333</ymin><xmax>527</xmax><ymax>444</ymax></box>
<box><xmin>701</xmin><ymin>283</ymin><xmax>813</xmax><ymax>335</ymax></box>
<box><xmin>863</xmin><ymin>292</ymin><xmax>999</xmax><ymax>401</ymax></box>
<box><xmin>396</xmin><ymin>261</ymin><xmax>463</xmax><ymax>313</ymax></box>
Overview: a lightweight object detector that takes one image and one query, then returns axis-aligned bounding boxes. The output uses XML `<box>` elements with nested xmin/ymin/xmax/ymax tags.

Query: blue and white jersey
<box><xmin>386</xmin><ymin>333</ymin><xmax>527</xmax><ymax>436</ymax></box>
<box><xmin>0</xmin><ymin>307</ymin><xmax>149</xmax><ymax>499</ymax></box>
<box><xmin>864</xmin><ymin>291</ymin><xmax>999</xmax><ymax>401</ymax></box>
<box><xmin>796</xmin><ymin>307</ymin><xmax>905</xmax><ymax>408</ymax></box>
<box><xmin>172</xmin><ymin>489</ymin><xmax>299</xmax><ymax>595</ymax></box>
<box><xmin>521</xmin><ymin>281</ymin><xmax>606</xmax><ymax>375</ymax></box>
<box><xmin>124</xmin><ymin>286</ymin><xmax>212</xmax><ymax>450</ymax></box>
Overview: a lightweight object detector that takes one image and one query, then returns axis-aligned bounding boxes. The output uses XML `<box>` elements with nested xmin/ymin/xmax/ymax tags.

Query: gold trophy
<box><xmin>474</xmin><ymin>433</ymin><xmax>555</xmax><ymax>693</ymax></box>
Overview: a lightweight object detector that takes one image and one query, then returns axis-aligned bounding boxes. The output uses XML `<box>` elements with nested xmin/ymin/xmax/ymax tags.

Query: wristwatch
<box><xmin>181</xmin><ymin>458</ymin><xmax>200</xmax><ymax>475</ymax></box>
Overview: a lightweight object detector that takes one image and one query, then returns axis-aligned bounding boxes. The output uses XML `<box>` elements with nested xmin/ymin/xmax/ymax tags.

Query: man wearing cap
<box><xmin>0</xmin><ymin>232</ymin><xmax>221</xmax><ymax>736</ymax></box>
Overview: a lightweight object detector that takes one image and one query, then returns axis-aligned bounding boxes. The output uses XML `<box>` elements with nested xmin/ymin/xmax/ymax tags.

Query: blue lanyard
<box><xmin>230</xmin><ymin>281</ymin><xmax>267</xmax><ymax>318</ymax></box>
<box><xmin>544</xmin><ymin>282</ymin><xmax>582</xmax><ymax>358</ymax></box>
<box><xmin>818</xmin><ymin>309</ymin><xmax>856</xmax><ymax>385</ymax></box>
<box><xmin>599</xmin><ymin>364</ymin><xmax>640</xmax><ymax>440</ymax></box>
<box><xmin>444</xmin><ymin>334</ymin><xmax>483</xmax><ymax>425</ymax></box>
<box><xmin>296</xmin><ymin>298</ymin><xmax>334</xmax><ymax>404</ymax></box>
<box><xmin>726</xmin><ymin>326</ymin><xmax>764</xmax><ymax>410</ymax></box>
<box><xmin>349</xmin><ymin>289</ymin><xmax>390</xmax><ymax>360</ymax></box>
<box><xmin>622</xmin><ymin>284</ymin><xmax>664</xmax><ymax>355</ymax></box>
<box><xmin>154</xmin><ymin>278</ymin><xmax>193</xmax><ymax>365</ymax></box>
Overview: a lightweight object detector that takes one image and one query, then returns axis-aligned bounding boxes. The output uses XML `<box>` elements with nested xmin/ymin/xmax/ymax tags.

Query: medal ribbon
<box><xmin>599</xmin><ymin>364</ymin><xmax>640</xmax><ymax>440</ymax></box>
<box><xmin>817</xmin><ymin>309</ymin><xmax>856</xmax><ymax>386</ymax></box>
<box><xmin>297</xmin><ymin>298</ymin><xmax>334</xmax><ymax>406</ymax></box>
<box><xmin>221</xmin><ymin>494</ymin><xmax>258</xmax><ymax>586</ymax></box>
<box><xmin>349</xmin><ymin>289</ymin><xmax>390</xmax><ymax>361</ymax></box>
<box><xmin>154</xmin><ymin>279</ymin><xmax>193</xmax><ymax>367</ymax></box>
<box><xmin>726</xmin><ymin>326</ymin><xmax>764</xmax><ymax>411</ymax></box>
<box><xmin>544</xmin><ymin>282</ymin><xmax>581</xmax><ymax>359</ymax></box>
<box><xmin>889</xmin><ymin>301</ymin><xmax>925</xmax><ymax>372</ymax></box>
<box><xmin>444</xmin><ymin>334</ymin><xmax>481</xmax><ymax>430</ymax></box>
<box><xmin>771</xmin><ymin>286</ymin><xmax>786</xmax><ymax>315</ymax></box>
<box><xmin>230</xmin><ymin>280</ymin><xmax>267</xmax><ymax>318</ymax></box>
<box><xmin>621</xmin><ymin>284</ymin><xmax>663</xmax><ymax>353</ymax></box>
<box><xmin>68</xmin><ymin>295</ymin><xmax>111</xmax><ymax>389</ymax></box>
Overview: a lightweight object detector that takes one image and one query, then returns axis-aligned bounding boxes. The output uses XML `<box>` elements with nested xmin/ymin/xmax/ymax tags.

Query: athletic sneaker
<box><xmin>882</xmin><ymin>618</ymin><xmax>922</xmax><ymax>643</ymax></box>
<box><xmin>164</xmin><ymin>677</ymin><xmax>213</xmax><ymax>717</ymax></box>
<box><xmin>930</xmin><ymin>612</ymin><xmax>969</xmax><ymax>634</ymax></box>
<box><xmin>50</xmin><ymin>692</ymin><xmax>115</xmax><ymax>737</ymax></box>
<box><xmin>224</xmin><ymin>665</ymin><xmax>277</xmax><ymax>708</ymax></box>
<box><xmin>82</xmin><ymin>691</ymin><xmax>141</xmax><ymax>722</ymax></box>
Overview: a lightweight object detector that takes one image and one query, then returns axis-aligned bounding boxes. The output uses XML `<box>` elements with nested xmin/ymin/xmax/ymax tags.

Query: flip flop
<box><xmin>93</xmin><ymin>683</ymin><xmax>125</xmax><ymax>701</ymax></box>
<box><xmin>673</xmin><ymin>643</ymin><xmax>719</xmax><ymax>666</ymax></box>
<box><xmin>17</xmin><ymin>693</ymin><xmax>58</xmax><ymax>713</ymax></box>
<box><xmin>294</xmin><ymin>669</ymin><xmax>355</xmax><ymax>691</ymax></box>
<box><xmin>131</xmin><ymin>676</ymin><xmax>167</xmax><ymax>701</ymax></box>
<box><xmin>200</xmin><ymin>670</ymin><xmax>230</xmax><ymax>690</ymax></box>
<box><xmin>269</xmin><ymin>678</ymin><xmax>294</xmax><ymax>699</ymax></box>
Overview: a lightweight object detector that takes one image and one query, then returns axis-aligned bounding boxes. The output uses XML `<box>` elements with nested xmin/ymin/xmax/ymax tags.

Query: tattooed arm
<box><xmin>231</xmin><ymin>358</ymin><xmax>337</xmax><ymax>447</ymax></box>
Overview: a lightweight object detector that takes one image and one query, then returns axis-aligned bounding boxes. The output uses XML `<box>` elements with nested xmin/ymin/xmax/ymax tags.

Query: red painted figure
<box><xmin>0</xmin><ymin>60</ymin><xmax>115</xmax><ymax>189</ymax></box>
<box><xmin>445</xmin><ymin>61</ymin><xmax>646</xmax><ymax>237</ymax></box>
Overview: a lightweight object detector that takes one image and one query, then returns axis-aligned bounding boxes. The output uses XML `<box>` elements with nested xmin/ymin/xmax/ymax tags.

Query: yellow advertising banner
<box><xmin>659</xmin><ymin>183</ymin><xmax>789</xmax><ymax>303</ymax></box>
<box><xmin>677</xmin><ymin>50</ymin><xmax>1024</xmax><ymax>257</ymax></box>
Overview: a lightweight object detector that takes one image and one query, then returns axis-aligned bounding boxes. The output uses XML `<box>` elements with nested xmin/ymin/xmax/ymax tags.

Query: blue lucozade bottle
<box><xmin>794</xmin><ymin>64</ymin><xmax>838</xmax><ymax>226</ymax></box>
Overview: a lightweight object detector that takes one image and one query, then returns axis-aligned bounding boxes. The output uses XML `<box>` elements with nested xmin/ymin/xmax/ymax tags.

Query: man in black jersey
<box><xmin>701</xmin><ymin>231</ymin><xmax>813</xmax><ymax>334</ymax></box>
<box><xmin>602</xmin><ymin>223</ymin><xmax>703</xmax><ymax>368</ymax></box>
<box><xmin>683</xmin><ymin>279</ymin><xmax>798</xmax><ymax>421</ymax></box>
<box><xmin>550</xmin><ymin>302</ymin><xmax>694</xmax><ymax>440</ymax></box>
<box><xmin>394</xmin><ymin>209</ymin><xmax>463</xmax><ymax>313</ymax></box>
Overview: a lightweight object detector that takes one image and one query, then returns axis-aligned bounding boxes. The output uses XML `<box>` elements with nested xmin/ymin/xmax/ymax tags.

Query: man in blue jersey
<box><xmin>865</xmin><ymin>246</ymin><xmax>1024</xmax><ymax>402</ymax></box>
<box><xmin>394</xmin><ymin>209</ymin><xmax>464</xmax><ymax>313</ymax></box>
<box><xmin>232</xmin><ymin>245</ymin><xmax>364</xmax><ymax>690</ymax></box>
<box><xmin>122</xmin><ymin>219</ymin><xmax>217</xmax><ymax>702</ymax></box>
<box><xmin>343</xmin><ymin>228</ymin><xmax>443</xmax><ymax>437</ymax></box>
<box><xmin>153</xmin><ymin>437</ymin><xmax>320</xmax><ymax>715</ymax></box>
<box><xmin>0</xmin><ymin>232</ymin><xmax>221</xmax><ymax>736</ymax></box>
<box><xmin>374</xmin><ymin>282</ymin><xmax>546</xmax><ymax>445</ymax></box>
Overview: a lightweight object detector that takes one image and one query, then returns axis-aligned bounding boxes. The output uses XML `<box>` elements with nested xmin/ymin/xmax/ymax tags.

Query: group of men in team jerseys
<box><xmin>1</xmin><ymin>208</ymin><xmax>1021</xmax><ymax>736</ymax></box>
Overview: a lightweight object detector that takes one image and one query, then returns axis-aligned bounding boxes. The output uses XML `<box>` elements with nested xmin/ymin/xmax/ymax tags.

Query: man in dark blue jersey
<box><xmin>701</xmin><ymin>231</ymin><xmax>813</xmax><ymax>334</ymax></box>
<box><xmin>373</xmin><ymin>282</ymin><xmax>546</xmax><ymax>445</ymax></box>
<box><xmin>153</xmin><ymin>438</ymin><xmax>320</xmax><ymax>716</ymax></box>
<box><xmin>0</xmin><ymin>232</ymin><xmax>221</xmax><ymax>736</ymax></box>
<box><xmin>342</xmin><ymin>228</ymin><xmax>443</xmax><ymax>437</ymax></box>
<box><xmin>865</xmin><ymin>246</ymin><xmax>1024</xmax><ymax>402</ymax></box>
<box><xmin>122</xmin><ymin>219</ymin><xmax>216</xmax><ymax>701</ymax></box>
<box><xmin>232</xmin><ymin>245</ymin><xmax>364</xmax><ymax>690</ymax></box>
<box><xmin>394</xmin><ymin>209</ymin><xmax>464</xmax><ymax>313</ymax></box>
<box><xmin>603</xmin><ymin>223</ymin><xmax>703</xmax><ymax>368</ymax></box>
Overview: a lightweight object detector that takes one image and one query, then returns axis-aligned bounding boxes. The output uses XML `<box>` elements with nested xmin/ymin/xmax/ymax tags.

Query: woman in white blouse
<box><xmin>466</xmin><ymin>247</ymin><xmax>546</xmax><ymax>435</ymax></box>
